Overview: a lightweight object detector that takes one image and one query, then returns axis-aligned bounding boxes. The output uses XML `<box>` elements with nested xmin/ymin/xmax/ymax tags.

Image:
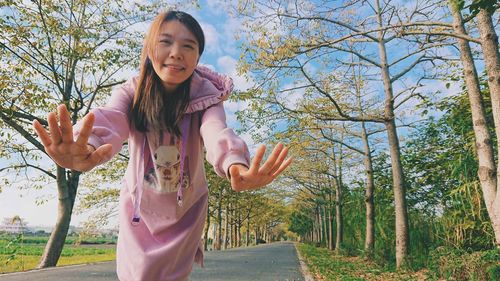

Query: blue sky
<box><xmin>0</xmin><ymin>0</ymin><xmax>256</xmax><ymax>228</ymax></box>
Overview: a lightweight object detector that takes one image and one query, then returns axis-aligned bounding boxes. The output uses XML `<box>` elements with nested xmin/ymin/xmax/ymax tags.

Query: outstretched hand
<box><xmin>33</xmin><ymin>104</ymin><xmax>113</xmax><ymax>172</ymax></box>
<box><xmin>229</xmin><ymin>143</ymin><xmax>293</xmax><ymax>192</ymax></box>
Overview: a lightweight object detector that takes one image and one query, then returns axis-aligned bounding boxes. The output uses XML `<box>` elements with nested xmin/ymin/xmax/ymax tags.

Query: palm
<box><xmin>33</xmin><ymin>104</ymin><xmax>112</xmax><ymax>172</ymax></box>
<box><xmin>229</xmin><ymin>143</ymin><xmax>293</xmax><ymax>192</ymax></box>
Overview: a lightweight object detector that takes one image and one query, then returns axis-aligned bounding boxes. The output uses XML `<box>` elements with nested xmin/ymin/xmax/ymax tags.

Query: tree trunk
<box><xmin>332</xmin><ymin>145</ymin><xmax>343</xmax><ymax>253</ymax></box>
<box><xmin>316</xmin><ymin>207</ymin><xmax>321</xmax><ymax>245</ymax></box>
<box><xmin>361</xmin><ymin>120</ymin><xmax>375</xmax><ymax>258</ymax></box>
<box><xmin>476</xmin><ymin>6</ymin><xmax>500</xmax><ymax>246</ymax></box>
<box><xmin>375</xmin><ymin>0</ymin><xmax>409</xmax><ymax>268</ymax></box>
<box><xmin>224</xmin><ymin>204</ymin><xmax>229</xmax><ymax>250</ymax></box>
<box><xmin>204</xmin><ymin>205</ymin><xmax>211</xmax><ymax>251</ymax></box>
<box><xmin>328</xmin><ymin>192</ymin><xmax>334</xmax><ymax>250</ymax></box>
<box><xmin>230</xmin><ymin>208</ymin><xmax>234</xmax><ymax>248</ymax></box>
<box><xmin>216</xmin><ymin>192</ymin><xmax>223</xmax><ymax>250</ymax></box>
<box><xmin>263</xmin><ymin>226</ymin><xmax>267</xmax><ymax>242</ymax></box>
<box><xmin>450</xmin><ymin>3</ymin><xmax>500</xmax><ymax>244</ymax></box>
<box><xmin>318</xmin><ymin>206</ymin><xmax>324</xmax><ymax>246</ymax></box>
<box><xmin>246</xmin><ymin>216</ymin><xmax>250</xmax><ymax>247</ymax></box>
<box><xmin>322</xmin><ymin>205</ymin><xmax>329</xmax><ymax>248</ymax></box>
<box><xmin>38</xmin><ymin>168</ymin><xmax>79</xmax><ymax>268</ymax></box>
<box><xmin>254</xmin><ymin>227</ymin><xmax>258</xmax><ymax>245</ymax></box>
<box><xmin>335</xmin><ymin>183</ymin><xmax>343</xmax><ymax>253</ymax></box>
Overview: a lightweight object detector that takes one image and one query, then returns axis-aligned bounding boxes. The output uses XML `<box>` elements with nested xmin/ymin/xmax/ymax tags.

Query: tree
<box><xmin>447</xmin><ymin>0</ymin><xmax>500</xmax><ymax>246</ymax></box>
<box><xmin>472</xmin><ymin>0</ymin><xmax>500</xmax><ymax>246</ymax></box>
<box><xmin>0</xmin><ymin>0</ymin><xmax>190</xmax><ymax>268</ymax></box>
<box><xmin>235</xmin><ymin>0</ymin><xmax>454</xmax><ymax>267</ymax></box>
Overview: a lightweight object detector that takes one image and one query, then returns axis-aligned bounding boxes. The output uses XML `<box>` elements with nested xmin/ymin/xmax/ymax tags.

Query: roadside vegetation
<box><xmin>297</xmin><ymin>243</ymin><xmax>500</xmax><ymax>281</ymax></box>
<box><xmin>0</xmin><ymin>235</ymin><xmax>116</xmax><ymax>274</ymax></box>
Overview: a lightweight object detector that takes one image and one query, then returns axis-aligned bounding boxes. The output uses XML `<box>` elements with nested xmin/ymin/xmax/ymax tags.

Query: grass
<box><xmin>0</xmin><ymin>252</ymin><xmax>116</xmax><ymax>274</ymax></box>
<box><xmin>0</xmin><ymin>235</ymin><xmax>116</xmax><ymax>274</ymax></box>
<box><xmin>296</xmin><ymin>243</ymin><xmax>427</xmax><ymax>281</ymax></box>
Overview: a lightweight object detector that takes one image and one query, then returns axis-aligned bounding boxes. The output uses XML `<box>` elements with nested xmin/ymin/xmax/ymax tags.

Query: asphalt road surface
<box><xmin>0</xmin><ymin>242</ymin><xmax>307</xmax><ymax>281</ymax></box>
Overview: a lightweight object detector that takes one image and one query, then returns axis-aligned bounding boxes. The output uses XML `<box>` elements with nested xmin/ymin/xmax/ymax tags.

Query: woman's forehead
<box><xmin>158</xmin><ymin>20</ymin><xmax>198</xmax><ymax>44</ymax></box>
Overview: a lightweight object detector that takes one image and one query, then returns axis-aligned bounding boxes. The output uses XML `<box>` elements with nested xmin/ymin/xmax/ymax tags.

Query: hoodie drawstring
<box><xmin>131</xmin><ymin>136</ymin><xmax>147</xmax><ymax>226</ymax></box>
<box><xmin>177</xmin><ymin>114</ymin><xmax>191</xmax><ymax>207</ymax></box>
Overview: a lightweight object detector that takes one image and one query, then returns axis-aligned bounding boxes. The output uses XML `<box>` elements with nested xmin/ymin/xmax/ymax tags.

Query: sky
<box><xmin>0</xmin><ymin>0</ymin><xmax>256</xmax><ymax>229</ymax></box>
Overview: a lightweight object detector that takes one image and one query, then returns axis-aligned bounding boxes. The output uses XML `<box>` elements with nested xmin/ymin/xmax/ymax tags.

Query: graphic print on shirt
<box><xmin>144</xmin><ymin>132</ymin><xmax>190</xmax><ymax>193</ymax></box>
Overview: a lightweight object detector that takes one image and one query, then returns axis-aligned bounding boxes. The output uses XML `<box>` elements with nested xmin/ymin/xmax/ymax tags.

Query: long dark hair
<box><xmin>130</xmin><ymin>11</ymin><xmax>205</xmax><ymax>136</ymax></box>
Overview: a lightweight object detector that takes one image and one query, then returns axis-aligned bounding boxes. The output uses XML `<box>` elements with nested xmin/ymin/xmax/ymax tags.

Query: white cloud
<box><xmin>200</xmin><ymin>22</ymin><xmax>222</xmax><ymax>55</ymax></box>
<box><xmin>217</xmin><ymin>55</ymin><xmax>254</xmax><ymax>91</ymax></box>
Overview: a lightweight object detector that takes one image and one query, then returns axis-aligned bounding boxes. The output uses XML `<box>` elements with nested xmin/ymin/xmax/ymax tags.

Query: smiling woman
<box><xmin>32</xmin><ymin>10</ymin><xmax>292</xmax><ymax>281</ymax></box>
<box><xmin>131</xmin><ymin>11</ymin><xmax>206</xmax><ymax>137</ymax></box>
<box><xmin>152</xmin><ymin>21</ymin><xmax>201</xmax><ymax>90</ymax></box>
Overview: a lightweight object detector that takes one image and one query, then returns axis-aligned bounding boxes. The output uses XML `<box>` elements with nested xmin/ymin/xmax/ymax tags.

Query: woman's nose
<box><xmin>169</xmin><ymin>43</ymin><xmax>182</xmax><ymax>59</ymax></box>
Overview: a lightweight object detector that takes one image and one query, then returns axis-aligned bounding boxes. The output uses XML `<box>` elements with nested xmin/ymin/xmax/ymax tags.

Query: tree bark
<box><xmin>318</xmin><ymin>205</ymin><xmax>324</xmax><ymax>246</ymax></box>
<box><xmin>224</xmin><ymin>204</ymin><xmax>229</xmax><ymax>250</ymax></box>
<box><xmin>216</xmin><ymin>189</ymin><xmax>223</xmax><ymax>250</ymax></box>
<box><xmin>322</xmin><ymin>205</ymin><xmax>328</xmax><ymax>248</ymax></box>
<box><xmin>361</xmin><ymin>120</ymin><xmax>375</xmax><ymax>258</ymax></box>
<box><xmin>335</xmin><ymin>182</ymin><xmax>343</xmax><ymax>253</ymax></box>
<box><xmin>328</xmin><ymin>192</ymin><xmax>334</xmax><ymax>250</ymax></box>
<box><xmin>476</xmin><ymin>6</ymin><xmax>500</xmax><ymax>246</ymax></box>
<box><xmin>38</xmin><ymin>168</ymin><xmax>79</xmax><ymax>268</ymax></box>
<box><xmin>375</xmin><ymin>0</ymin><xmax>409</xmax><ymax>268</ymax></box>
<box><xmin>246</xmin><ymin>216</ymin><xmax>250</xmax><ymax>246</ymax></box>
<box><xmin>204</xmin><ymin>204</ymin><xmax>210</xmax><ymax>251</ymax></box>
<box><xmin>332</xmin><ymin>145</ymin><xmax>343</xmax><ymax>253</ymax></box>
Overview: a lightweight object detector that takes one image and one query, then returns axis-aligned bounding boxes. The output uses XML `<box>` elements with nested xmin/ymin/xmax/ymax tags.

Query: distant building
<box><xmin>0</xmin><ymin>216</ymin><xmax>32</xmax><ymax>234</ymax></box>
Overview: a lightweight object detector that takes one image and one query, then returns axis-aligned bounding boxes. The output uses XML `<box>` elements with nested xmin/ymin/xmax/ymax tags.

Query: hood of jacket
<box><xmin>185</xmin><ymin>64</ymin><xmax>234</xmax><ymax>113</ymax></box>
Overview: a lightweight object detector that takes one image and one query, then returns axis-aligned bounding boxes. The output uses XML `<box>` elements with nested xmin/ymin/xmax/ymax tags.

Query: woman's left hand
<box><xmin>229</xmin><ymin>143</ymin><xmax>293</xmax><ymax>192</ymax></box>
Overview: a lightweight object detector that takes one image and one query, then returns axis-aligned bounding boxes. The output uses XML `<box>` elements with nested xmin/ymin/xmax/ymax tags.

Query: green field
<box><xmin>0</xmin><ymin>235</ymin><xmax>116</xmax><ymax>274</ymax></box>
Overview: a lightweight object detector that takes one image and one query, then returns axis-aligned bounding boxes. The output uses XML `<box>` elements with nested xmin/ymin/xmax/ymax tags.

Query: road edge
<box><xmin>0</xmin><ymin>260</ymin><xmax>115</xmax><ymax>277</ymax></box>
<box><xmin>293</xmin><ymin>242</ymin><xmax>315</xmax><ymax>281</ymax></box>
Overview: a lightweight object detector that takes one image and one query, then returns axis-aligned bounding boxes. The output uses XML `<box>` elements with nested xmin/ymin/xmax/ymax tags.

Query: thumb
<box><xmin>89</xmin><ymin>144</ymin><xmax>113</xmax><ymax>165</ymax></box>
<box><xmin>230</xmin><ymin>165</ymin><xmax>244</xmax><ymax>191</ymax></box>
<box><xmin>229</xmin><ymin>165</ymin><xmax>241</xmax><ymax>180</ymax></box>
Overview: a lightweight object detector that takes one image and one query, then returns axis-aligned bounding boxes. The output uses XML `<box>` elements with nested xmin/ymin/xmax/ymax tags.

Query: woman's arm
<box><xmin>33</xmin><ymin>79</ymin><xmax>135</xmax><ymax>172</ymax></box>
<box><xmin>200</xmin><ymin>102</ymin><xmax>292</xmax><ymax>192</ymax></box>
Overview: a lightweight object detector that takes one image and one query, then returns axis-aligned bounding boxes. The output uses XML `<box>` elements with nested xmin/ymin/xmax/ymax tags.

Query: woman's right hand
<box><xmin>33</xmin><ymin>104</ymin><xmax>113</xmax><ymax>172</ymax></box>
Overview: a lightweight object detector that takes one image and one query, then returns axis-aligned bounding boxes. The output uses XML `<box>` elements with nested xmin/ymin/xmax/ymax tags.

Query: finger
<box><xmin>230</xmin><ymin>165</ymin><xmax>243</xmax><ymax>191</ymax></box>
<box><xmin>269</xmin><ymin>146</ymin><xmax>289</xmax><ymax>175</ymax></box>
<box><xmin>58</xmin><ymin>104</ymin><xmax>74</xmax><ymax>144</ymax></box>
<box><xmin>33</xmin><ymin>120</ymin><xmax>52</xmax><ymax>148</ymax></box>
<box><xmin>75</xmin><ymin>113</ymin><xmax>95</xmax><ymax>147</ymax></box>
<box><xmin>86</xmin><ymin>144</ymin><xmax>113</xmax><ymax>167</ymax></box>
<box><xmin>271</xmin><ymin>156</ymin><xmax>293</xmax><ymax>178</ymax></box>
<box><xmin>259</xmin><ymin>143</ymin><xmax>284</xmax><ymax>174</ymax></box>
<box><xmin>248</xmin><ymin>145</ymin><xmax>266</xmax><ymax>174</ymax></box>
<box><xmin>47</xmin><ymin>111</ymin><xmax>62</xmax><ymax>144</ymax></box>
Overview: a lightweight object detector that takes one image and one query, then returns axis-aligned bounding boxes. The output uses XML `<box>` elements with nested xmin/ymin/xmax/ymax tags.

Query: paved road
<box><xmin>0</xmin><ymin>242</ymin><xmax>306</xmax><ymax>281</ymax></box>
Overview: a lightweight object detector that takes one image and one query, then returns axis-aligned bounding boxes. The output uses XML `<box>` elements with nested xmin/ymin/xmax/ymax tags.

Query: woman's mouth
<box><xmin>164</xmin><ymin>64</ymin><xmax>185</xmax><ymax>71</ymax></box>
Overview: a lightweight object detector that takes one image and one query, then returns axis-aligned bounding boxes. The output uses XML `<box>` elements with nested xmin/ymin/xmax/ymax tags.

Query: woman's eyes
<box><xmin>159</xmin><ymin>40</ymin><xmax>195</xmax><ymax>50</ymax></box>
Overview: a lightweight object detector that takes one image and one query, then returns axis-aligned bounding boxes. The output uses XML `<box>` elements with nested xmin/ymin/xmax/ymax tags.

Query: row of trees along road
<box><xmin>233</xmin><ymin>0</ymin><xmax>499</xmax><ymax>269</ymax></box>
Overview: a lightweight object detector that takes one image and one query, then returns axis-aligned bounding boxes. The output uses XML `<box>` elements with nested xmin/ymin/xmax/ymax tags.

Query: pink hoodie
<box><xmin>75</xmin><ymin>65</ymin><xmax>250</xmax><ymax>280</ymax></box>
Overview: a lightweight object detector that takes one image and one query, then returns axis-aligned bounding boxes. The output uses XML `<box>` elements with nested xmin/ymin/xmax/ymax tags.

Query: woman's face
<box><xmin>150</xmin><ymin>20</ymin><xmax>200</xmax><ymax>92</ymax></box>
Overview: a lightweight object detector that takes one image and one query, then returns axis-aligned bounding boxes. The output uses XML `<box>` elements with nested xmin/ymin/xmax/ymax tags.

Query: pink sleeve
<box><xmin>200</xmin><ymin>102</ymin><xmax>250</xmax><ymax>178</ymax></box>
<box><xmin>74</xmin><ymin>79</ymin><xmax>134</xmax><ymax>158</ymax></box>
